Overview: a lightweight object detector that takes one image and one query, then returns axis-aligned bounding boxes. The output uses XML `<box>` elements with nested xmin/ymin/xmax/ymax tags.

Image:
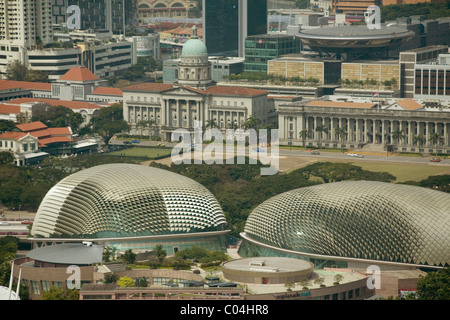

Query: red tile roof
<box><xmin>91</xmin><ymin>87</ymin><xmax>123</xmax><ymax>96</ymax></box>
<box><xmin>26</xmin><ymin>127</ymin><xmax>72</xmax><ymax>138</ymax></box>
<box><xmin>206</xmin><ymin>86</ymin><xmax>268</xmax><ymax>97</ymax></box>
<box><xmin>396</xmin><ymin>99</ymin><xmax>423</xmax><ymax>110</ymax></box>
<box><xmin>16</xmin><ymin>121</ymin><xmax>48</xmax><ymax>132</ymax></box>
<box><xmin>0</xmin><ymin>80</ymin><xmax>51</xmax><ymax>91</ymax></box>
<box><xmin>39</xmin><ymin>136</ymin><xmax>73</xmax><ymax>147</ymax></box>
<box><xmin>59</xmin><ymin>66</ymin><xmax>99</xmax><ymax>82</ymax></box>
<box><xmin>306</xmin><ymin>100</ymin><xmax>376</xmax><ymax>109</ymax></box>
<box><xmin>0</xmin><ymin>131</ymin><xmax>29</xmax><ymax>141</ymax></box>
<box><xmin>123</xmin><ymin>83</ymin><xmax>174</xmax><ymax>92</ymax></box>
<box><xmin>6</xmin><ymin>98</ymin><xmax>102</xmax><ymax>110</ymax></box>
<box><xmin>0</xmin><ymin>104</ymin><xmax>20</xmax><ymax>114</ymax></box>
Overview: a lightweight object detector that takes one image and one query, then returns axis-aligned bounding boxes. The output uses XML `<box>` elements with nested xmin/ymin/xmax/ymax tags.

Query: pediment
<box><xmin>163</xmin><ymin>86</ymin><xmax>205</xmax><ymax>97</ymax></box>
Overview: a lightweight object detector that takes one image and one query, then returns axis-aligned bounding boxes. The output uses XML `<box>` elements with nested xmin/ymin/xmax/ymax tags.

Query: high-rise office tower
<box><xmin>0</xmin><ymin>0</ymin><xmax>53</xmax><ymax>47</ymax></box>
<box><xmin>202</xmin><ymin>0</ymin><xmax>267</xmax><ymax>57</ymax></box>
<box><xmin>0</xmin><ymin>0</ymin><xmax>53</xmax><ymax>77</ymax></box>
<box><xmin>51</xmin><ymin>0</ymin><xmax>129</xmax><ymax>35</ymax></box>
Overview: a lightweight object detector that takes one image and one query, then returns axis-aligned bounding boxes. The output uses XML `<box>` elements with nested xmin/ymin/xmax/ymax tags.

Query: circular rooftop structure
<box><xmin>181</xmin><ymin>25</ymin><xmax>207</xmax><ymax>56</ymax></box>
<box><xmin>31</xmin><ymin>164</ymin><xmax>227</xmax><ymax>239</ymax></box>
<box><xmin>27</xmin><ymin>243</ymin><xmax>103</xmax><ymax>266</ymax></box>
<box><xmin>296</xmin><ymin>25</ymin><xmax>415</xmax><ymax>54</ymax></box>
<box><xmin>241</xmin><ymin>181</ymin><xmax>450</xmax><ymax>269</ymax></box>
<box><xmin>222</xmin><ymin>257</ymin><xmax>314</xmax><ymax>284</ymax></box>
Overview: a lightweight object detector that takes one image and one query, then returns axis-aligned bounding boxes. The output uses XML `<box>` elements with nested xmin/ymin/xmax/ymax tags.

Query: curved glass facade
<box><xmin>31</xmin><ymin>164</ymin><xmax>226</xmax><ymax>239</ymax></box>
<box><xmin>242</xmin><ymin>181</ymin><xmax>450</xmax><ymax>267</ymax></box>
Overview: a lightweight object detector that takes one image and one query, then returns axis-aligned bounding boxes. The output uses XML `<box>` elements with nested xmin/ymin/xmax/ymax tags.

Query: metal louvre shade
<box><xmin>31</xmin><ymin>164</ymin><xmax>226</xmax><ymax>238</ymax></box>
<box><xmin>244</xmin><ymin>181</ymin><xmax>450</xmax><ymax>267</ymax></box>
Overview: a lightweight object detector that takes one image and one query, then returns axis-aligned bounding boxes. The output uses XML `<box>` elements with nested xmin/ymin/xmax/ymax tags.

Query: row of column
<box><xmin>283</xmin><ymin>114</ymin><xmax>449</xmax><ymax>148</ymax></box>
<box><xmin>209</xmin><ymin>109</ymin><xmax>247</xmax><ymax>129</ymax></box>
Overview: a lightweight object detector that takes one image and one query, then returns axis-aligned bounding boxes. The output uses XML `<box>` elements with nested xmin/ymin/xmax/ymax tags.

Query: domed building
<box><xmin>30</xmin><ymin>163</ymin><xmax>228</xmax><ymax>253</ymax></box>
<box><xmin>177</xmin><ymin>25</ymin><xmax>214</xmax><ymax>89</ymax></box>
<box><xmin>239</xmin><ymin>181</ymin><xmax>450</xmax><ymax>270</ymax></box>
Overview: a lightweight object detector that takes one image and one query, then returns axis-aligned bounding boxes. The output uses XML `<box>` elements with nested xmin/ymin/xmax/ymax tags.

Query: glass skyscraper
<box><xmin>202</xmin><ymin>0</ymin><xmax>267</xmax><ymax>57</ymax></box>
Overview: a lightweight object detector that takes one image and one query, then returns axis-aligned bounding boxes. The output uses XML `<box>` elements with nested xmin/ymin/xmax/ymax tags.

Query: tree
<box><xmin>285</xmin><ymin>281</ymin><xmax>295</xmax><ymax>291</ymax></box>
<box><xmin>0</xmin><ymin>151</ymin><xmax>15</xmax><ymax>165</ymax></box>
<box><xmin>428</xmin><ymin>132</ymin><xmax>444</xmax><ymax>156</ymax></box>
<box><xmin>315</xmin><ymin>124</ymin><xmax>328</xmax><ymax>146</ymax></box>
<box><xmin>41</xmin><ymin>286</ymin><xmax>79</xmax><ymax>300</ymax></box>
<box><xmin>104</xmin><ymin>273</ymin><xmax>119</xmax><ymax>284</ymax></box>
<box><xmin>205</xmin><ymin>119</ymin><xmax>218</xmax><ymax>129</ymax></box>
<box><xmin>154</xmin><ymin>244</ymin><xmax>167</xmax><ymax>262</ymax></box>
<box><xmin>134</xmin><ymin>277</ymin><xmax>149</xmax><ymax>287</ymax></box>
<box><xmin>417</xmin><ymin>267</ymin><xmax>450</xmax><ymax>300</ymax></box>
<box><xmin>5</xmin><ymin>60</ymin><xmax>27</xmax><ymax>81</ymax></box>
<box><xmin>335</xmin><ymin>127</ymin><xmax>347</xmax><ymax>153</ymax></box>
<box><xmin>117</xmin><ymin>276</ymin><xmax>134</xmax><ymax>288</ymax></box>
<box><xmin>392</xmin><ymin>129</ymin><xmax>405</xmax><ymax>145</ymax></box>
<box><xmin>24</xmin><ymin>69</ymin><xmax>49</xmax><ymax>83</ymax></box>
<box><xmin>314</xmin><ymin>277</ymin><xmax>325</xmax><ymax>287</ymax></box>
<box><xmin>299</xmin><ymin>129</ymin><xmax>310</xmax><ymax>149</ymax></box>
<box><xmin>413</xmin><ymin>134</ymin><xmax>426</xmax><ymax>153</ymax></box>
<box><xmin>123</xmin><ymin>249</ymin><xmax>136</xmax><ymax>264</ymax></box>
<box><xmin>333</xmin><ymin>274</ymin><xmax>344</xmax><ymax>285</ymax></box>
<box><xmin>103</xmin><ymin>246</ymin><xmax>118</xmax><ymax>263</ymax></box>
<box><xmin>242</xmin><ymin>116</ymin><xmax>261</xmax><ymax>130</ymax></box>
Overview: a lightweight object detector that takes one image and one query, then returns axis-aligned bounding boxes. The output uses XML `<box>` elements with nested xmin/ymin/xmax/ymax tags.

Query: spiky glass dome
<box><xmin>31</xmin><ymin>164</ymin><xmax>226</xmax><ymax>239</ymax></box>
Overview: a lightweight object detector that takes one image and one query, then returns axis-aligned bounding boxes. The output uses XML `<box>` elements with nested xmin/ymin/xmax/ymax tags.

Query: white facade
<box><xmin>0</xmin><ymin>0</ymin><xmax>53</xmax><ymax>76</ymax></box>
<box><xmin>278</xmin><ymin>98</ymin><xmax>450</xmax><ymax>154</ymax></box>
<box><xmin>128</xmin><ymin>34</ymin><xmax>161</xmax><ymax>60</ymax></box>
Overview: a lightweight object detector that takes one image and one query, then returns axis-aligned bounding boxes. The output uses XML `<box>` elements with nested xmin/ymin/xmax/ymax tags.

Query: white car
<box><xmin>0</xmin><ymin>221</ymin><xmax>10</xmax><ymax>226</ymax></box>
<box><xmin>347</xmin><ymin>153</ymin><xmax>357</xmax><ymax>157</ymax></box>
<box><xmin>348</xmin><ymin>153</ymin><xmax>364</xmax><ymax>158</ymax></box>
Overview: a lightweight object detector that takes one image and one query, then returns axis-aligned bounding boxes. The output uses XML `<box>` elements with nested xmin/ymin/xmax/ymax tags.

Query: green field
<box><xmin>348</xmin><ymin>161</ymin><xmax>449</xmax><ymax>182</ymax></box>
<box><xmin>108</xmin><ymin>147</ymin><xmax>172</xmax><ymax>159</ymax></box>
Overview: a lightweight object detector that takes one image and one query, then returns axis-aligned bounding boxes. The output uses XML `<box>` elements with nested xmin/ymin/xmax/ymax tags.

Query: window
<box><xmin>41</xmin><ymin>280</ymin><xmax>50</xmax><ymax>292</ymax></box>
<box><xmin>31</xmin><ymin>281</ymin><xmax>40</xmax><ymax>295</ymax></box>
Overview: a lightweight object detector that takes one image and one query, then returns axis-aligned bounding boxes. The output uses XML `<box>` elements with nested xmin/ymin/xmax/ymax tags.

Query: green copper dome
<box><xmin>181</xmin><ymin>25</ymin><xmax>207</xmax><ymax>56</ymax></box>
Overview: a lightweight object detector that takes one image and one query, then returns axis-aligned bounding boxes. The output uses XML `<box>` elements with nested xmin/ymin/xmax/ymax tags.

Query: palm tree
<box><xmin>205</xmin><ymin>119</ymin><xmax>218</xmax><ymax>129</ymax></box>
<box><xmin>428</xmin><ymin>132</ymin><xmax>444</xmax><ymax>156</ymax></box>
<box><xmin>299</xmin><ymin>129</ymin><xmax>310</xmax><ymax>149</ymax></box>
<box><xmin>242</xmin><ymin>116</ymin><xmax>261</xmax><ymax>130</ymax></box>
<box><xmin>315</xmin><ymin>124</ymin><xmax>328</xmax><ymax>147</ymax></box>
<box><xmin>392</xmin><ymin>128</ymin><xmax>405</xmax><ymax>145</ymax></box>
<box><xmin>335</xmin><ymin>127</ymin><xmax>347</xmax><ymax>153</ymax></box>
<box><xmin>412</xmin><ymin>134</ymin><xmax>426</xmax><ymax>155</ymax></box>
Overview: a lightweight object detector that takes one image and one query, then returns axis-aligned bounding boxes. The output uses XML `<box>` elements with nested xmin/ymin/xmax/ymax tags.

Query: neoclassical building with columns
<box><xmin>123</xmin><ymin>26</ymin><xmax>270</xmax><ymax>140</ymax></box>
<box><xmin>278</xmin><ymin>98</ymin><xmax>450</xmax><ymax>154</ymax></box>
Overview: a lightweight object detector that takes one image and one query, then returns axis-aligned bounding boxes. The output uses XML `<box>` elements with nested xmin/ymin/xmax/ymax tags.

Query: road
<box><xmin>111</xmin><ymin>138</ymin><xmax>450</xmax><ymax>167</ymax></box>
<box><xmin>277</xmin><ymin>148</ymin><xmax>450</xmax><ymax>166</ymax></box>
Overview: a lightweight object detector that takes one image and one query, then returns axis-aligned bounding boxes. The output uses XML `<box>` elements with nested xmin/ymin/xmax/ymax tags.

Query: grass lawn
<box><xmin>107</xmin><ymin>147</ymin><xmax>172</xmax><ymax>159</ymax></box>
<box><xmin>349</xmin><ymin>161</ymin><xmax>450</xmax><ymax>182</ymax></box>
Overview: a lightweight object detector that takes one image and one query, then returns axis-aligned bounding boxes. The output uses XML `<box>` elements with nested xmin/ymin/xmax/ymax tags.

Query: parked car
<box><xmin>123</xmin><ymin>140</ymin><xmax>131</xmax><ymax>145</ymax></box>
<box><xmin>430</xmin><ymin>157</ymin><xmax>441</xmax><ymax>162</ymax></box>
<box><xmin>131</xmin><ymin>140</ymin><xmax>140</xmax><ymax>144</ymax></box>
<box><xmin>0</xmin><ymin>221</ymin><xmax>10</xmax><ymax>226</ymax></box>
<box><xmin>348</xmin><ymin>153</ymin><xmax>364</xmax><ymax>158</ymax></box>
<box><xmin>156</xmin><ymin>143</ymin><xmax>165</xmax><ymax>147</ymax></box>
<box><xmin>310</xmin><ymin>150</ymin><xmax>320</xmax><ymax>155</ymax></box>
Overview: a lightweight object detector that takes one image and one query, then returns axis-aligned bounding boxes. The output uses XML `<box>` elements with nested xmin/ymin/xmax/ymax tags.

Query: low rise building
<box><xmin>277</xmin><ymin>96</ymin><xmax>450</xmax><ymax>154</ymax></box>
<box><xmin>0</xmin><ymin>121</ymin><xmax>73</xmax><ymax>165</ymax></box>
